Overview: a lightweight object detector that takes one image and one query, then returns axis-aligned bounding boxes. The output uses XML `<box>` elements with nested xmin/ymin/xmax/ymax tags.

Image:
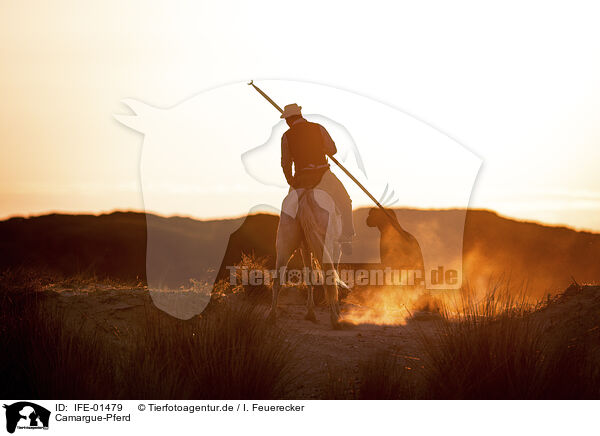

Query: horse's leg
<box><xmin>267</xmin><ymin>255</ymin><xmax>285</xmax><ymax>324</ymax></box>
<box><xmin>268</xmin><ymin>214</ymin><xmax>301</xmax><ymax>324</ymax></box>
<box><xmin>300</xmin><ymin>245</ymin><xmax>317</xmax><ymax>323</ymax></box>
<box><xmin>324</xmin><ymin>257</ymin><xmax>352</xmax><ymax>329</ymax></box>
<box><xmin>323</xmin><ymin>262</ymin><xmax>342</xmax><ymax>328</ymax></box>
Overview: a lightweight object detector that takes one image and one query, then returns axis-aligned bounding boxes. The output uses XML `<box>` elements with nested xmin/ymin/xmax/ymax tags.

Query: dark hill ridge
<box><xmin>462</xmin><ymin>210</ymin><xmax>600</xmax><ymax>293</ymax></box>
<box><xmin>0</xmin><ymin>209</ymin><xmax>598</xmax><ymax>295</ymax></box>
<box><xmin>0</xmin><ymin>212</ymin><xmax>148</xmax><ymax>281</ymax></box>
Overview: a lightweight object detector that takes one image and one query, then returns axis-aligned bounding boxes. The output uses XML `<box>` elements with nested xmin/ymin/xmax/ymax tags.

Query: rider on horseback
<box><xmin>280</xmin><ymin>103</ymin><xmax>355</xmax><ymax>251</ymax></box>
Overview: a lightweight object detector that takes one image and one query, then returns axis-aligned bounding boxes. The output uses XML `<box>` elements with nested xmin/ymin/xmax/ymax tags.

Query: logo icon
<box><xmin>3</xmin><ymin>402</ymin><xmax>50</xmax><ymax>434</ymax></box>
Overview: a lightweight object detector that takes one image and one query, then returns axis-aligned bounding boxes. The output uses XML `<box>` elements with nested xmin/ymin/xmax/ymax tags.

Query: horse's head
<box><xmin>366</xmin><ymin>207</ymin><xmax>400</xmax><ymax>230</ymax></box>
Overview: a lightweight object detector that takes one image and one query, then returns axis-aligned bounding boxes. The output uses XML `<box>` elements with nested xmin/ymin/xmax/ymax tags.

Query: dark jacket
<box><xmin>281</xmin><ymin>118</ymin><xmax>337</xmax><ymax>186</ymax></box>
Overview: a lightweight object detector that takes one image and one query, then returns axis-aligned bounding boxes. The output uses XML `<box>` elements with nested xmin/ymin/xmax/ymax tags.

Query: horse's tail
<box><xmin>297</xmin><ymin>190</ymin><xmax>326</xmax><ymax>263</ymax></box>
<box><xmin>297</xmin><ymin>190</ymin><xmax>344</xmax><ymax>320</ymax></box>
<box><xmin>297</xmin><ymin>189</ymin><xmax>341</xmax><ymax>269</ymax></box>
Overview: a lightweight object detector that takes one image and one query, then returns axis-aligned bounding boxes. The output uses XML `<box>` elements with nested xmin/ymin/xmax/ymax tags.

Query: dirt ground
<box><xmin>42</xmin><ymin>284</ymin><xmax>442</xmax><ymax>398</ymax></box>
<box><xmin>40</xmin><ymin>282</ymin><xmax>600</xmax><ymax>398</ymax></box>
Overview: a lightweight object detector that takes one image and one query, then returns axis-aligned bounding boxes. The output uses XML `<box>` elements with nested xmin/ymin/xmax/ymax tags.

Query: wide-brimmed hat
<box><xmin>280</xmin><ymin>103</ymin><xmax>302</xmax><ymax>119</ymax></box>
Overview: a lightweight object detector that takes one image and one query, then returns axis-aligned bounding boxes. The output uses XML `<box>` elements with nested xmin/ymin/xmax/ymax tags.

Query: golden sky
<box><xmin>1</xmin><ymin>1</ymin><xmax>600</xmax><ymax>230</ymax></box>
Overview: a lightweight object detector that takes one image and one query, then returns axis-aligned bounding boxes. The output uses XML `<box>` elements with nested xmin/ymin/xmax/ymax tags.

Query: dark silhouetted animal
<box><xmin>366</xmin><ymin>208</ymin><xmax>425</xmax><ymax>279</ymax></box>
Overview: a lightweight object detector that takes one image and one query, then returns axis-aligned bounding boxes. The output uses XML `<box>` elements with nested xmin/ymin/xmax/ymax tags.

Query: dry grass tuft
<box><xmin>0</xmin><ymin>269</ymin><xmax>117</xmax><ymax>398</ymax></box>
<box><xmin>336</xmin><ymin>286</ymin><xmax>600</xmax><ymax>400</ymax></box>
<box><xmin>419</xmin><ymin>289</ymin><xmax>600</xmax><ymax>399</ymax></box>
<box><xmin>232</xmin><ymin>253</ymin><xmax>273</xmax><ymax>303</ymax></box>
<box><xmin>121</xmin><ymin>303</ymin><xmax>297</xmax><ymax>399</ymax></box>
<box><xmin>0</xmin><ymin>269</ymin><xmax>297</xmax><ymax>399</ymax></box>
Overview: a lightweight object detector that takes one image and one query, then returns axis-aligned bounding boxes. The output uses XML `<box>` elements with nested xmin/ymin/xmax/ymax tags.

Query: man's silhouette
<box><xmin>280</xmin><ymin>103</ymin><xmax>355</xmax><ymax>251</ymax></box>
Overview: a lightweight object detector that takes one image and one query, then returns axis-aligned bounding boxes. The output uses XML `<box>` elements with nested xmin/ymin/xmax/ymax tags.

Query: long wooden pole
<box><xmin>248</xmin><ymin>80</ymin><xmax>407</xmax><ymax>237</ymax></box>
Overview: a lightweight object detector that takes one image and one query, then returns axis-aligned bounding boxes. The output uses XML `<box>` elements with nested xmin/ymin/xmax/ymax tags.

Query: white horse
<box><xmin>267</xmin><ymin>187</ymin><xmax>349</xmax><ymax>329</ymax></box>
